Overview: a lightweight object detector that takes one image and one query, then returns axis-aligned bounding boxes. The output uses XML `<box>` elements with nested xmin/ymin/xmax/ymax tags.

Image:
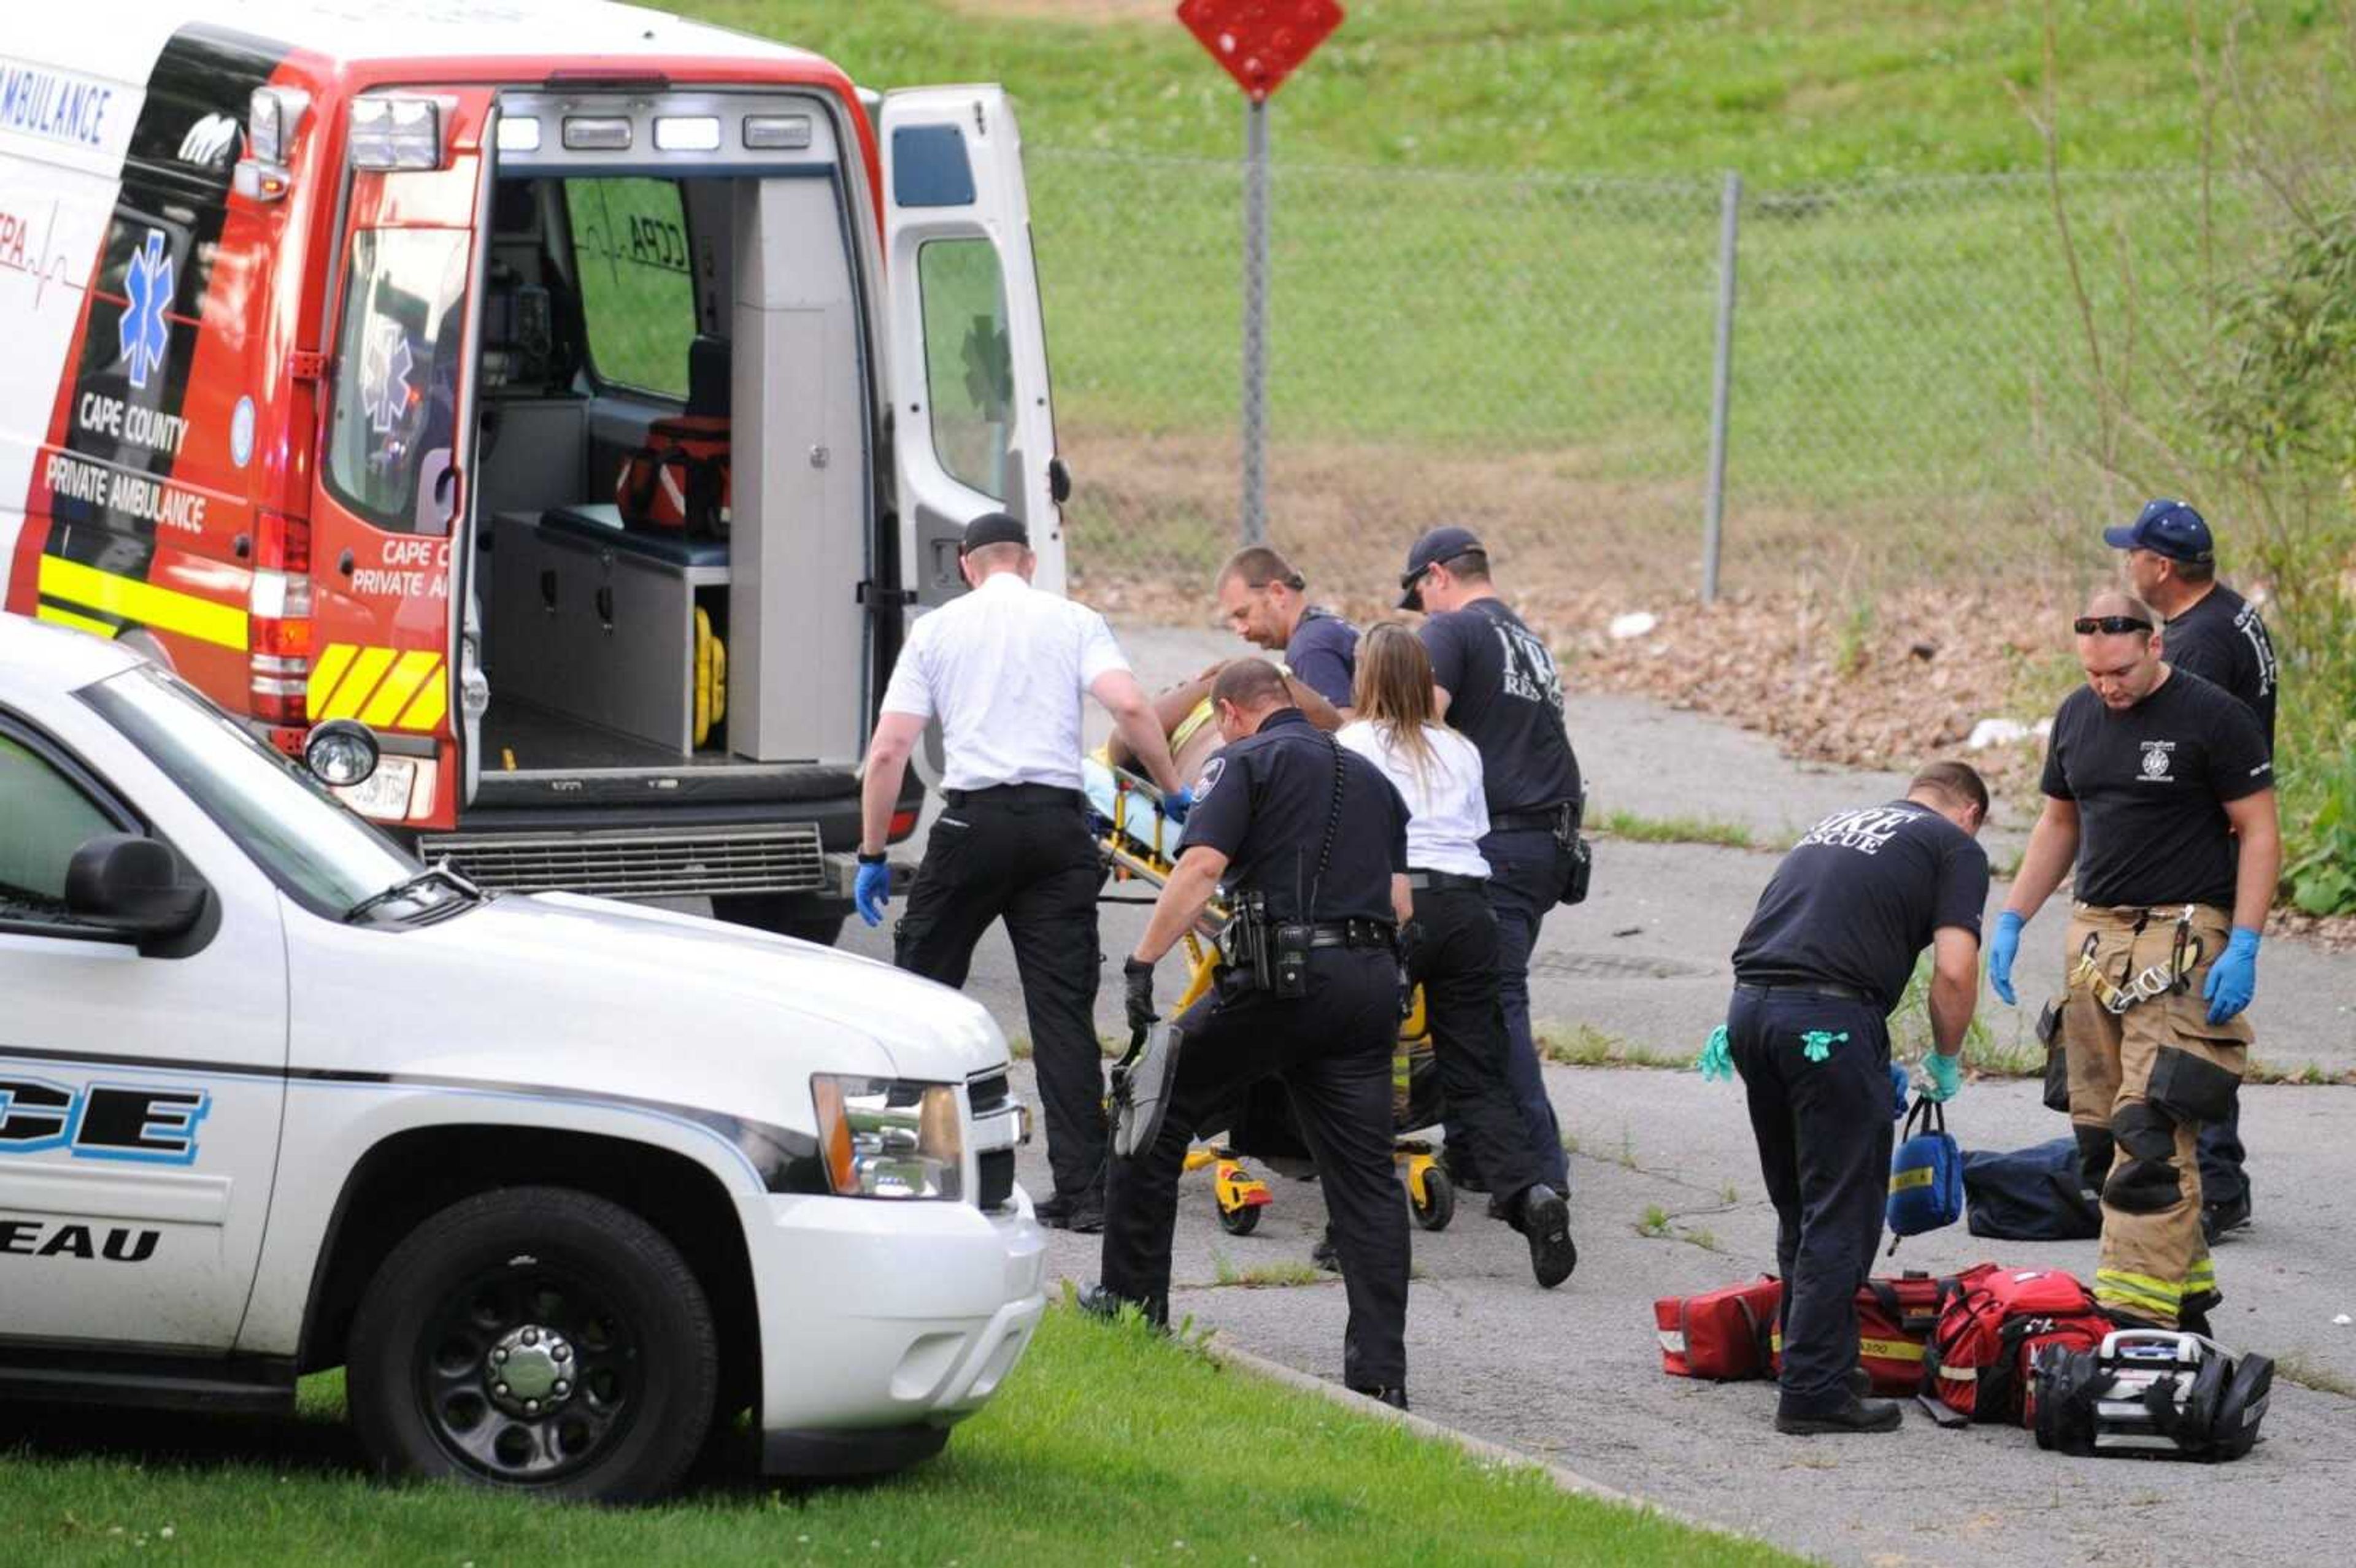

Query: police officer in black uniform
<box><xmin>2104</xmin><ymin>499</ymin><xmax>2279</xmax><ymax>1239</ymax></box>
<box><xmin>1399</xmin><ymin>527</ymin><xmax>1581</xmax><ymax>1198</ymax></box>
<box><xmin>1087</xmin><ymin>658</ymin><xmax>1415</xmax><ymax>1406</ymax></box>
<box><xmin>1705</xmin><ymin>762</ymin><xmax>1991</xmax><ymax>1434</ymax></box>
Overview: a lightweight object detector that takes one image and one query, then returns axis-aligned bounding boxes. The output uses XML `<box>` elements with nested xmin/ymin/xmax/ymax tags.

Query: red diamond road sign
<box><xmin>1176</xmin><ymin>0</ymin><xmax>1345</xmax><ymax>102</ymax></box>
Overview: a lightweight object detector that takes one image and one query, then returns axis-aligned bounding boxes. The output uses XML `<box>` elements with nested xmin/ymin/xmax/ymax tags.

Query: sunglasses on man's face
<box><xmin>2073</xmin><ymin>615</ymin><xmax>2152</xmax><ymax>636</ymax></box>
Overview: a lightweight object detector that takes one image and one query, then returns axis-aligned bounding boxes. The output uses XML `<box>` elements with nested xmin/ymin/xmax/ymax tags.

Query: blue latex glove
<box><xmin>1987</xmin><ymin>910</ymin><xmax>2025</xmax><ymax>1005</ymax></box>
<box><xmin>1696</xmin><ymin>1024</ymin><xmax>1733</xmax><ymax>1083</ymax></box>
<box><xmin>853</xmin><ymin>858</ymin><xmax>891</xmax><ymax>928</ymax></box>
<box><xmin>1889</xmin><ymin>1061</ymin><xmax>1911</xmax><ymax>1118</ymax></box>
<box><xmin>1921</xmin><ymin>1050</ymin><xmax>1963</xmax><ymax>1102</ymax></box>
<box><xmin>1161</xmin><ymin>786</ymin><xmax>1194</xmax><ymax>825</ymax></box>
<box><xmin>2203</xmin><ymin>926</ymin><xmax>2260</xmax><ymax>1024</ymax></box>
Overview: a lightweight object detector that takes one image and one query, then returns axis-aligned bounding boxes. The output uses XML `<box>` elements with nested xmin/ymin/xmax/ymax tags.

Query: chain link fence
<box><xmin>1025</xmin><ymin>147</ymin><xmax>2276</xmax><ymax>618</ymax></box>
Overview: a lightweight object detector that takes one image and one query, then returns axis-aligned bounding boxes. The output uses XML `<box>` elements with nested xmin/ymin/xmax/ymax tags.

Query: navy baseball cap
<box><xmin>959</xmin><ymin>511</ymin><xmax>1029</xmax><ymax>555</ymax></box>
<box><xmin>1398</xmin><ymin>526</ymin><xmax>1487</xmax><ymax>610</ymax></box>
<box><xmin>2103</xmin><ymin>499</ymin><xmax>2214</xmax><ymax>565</ymax></box>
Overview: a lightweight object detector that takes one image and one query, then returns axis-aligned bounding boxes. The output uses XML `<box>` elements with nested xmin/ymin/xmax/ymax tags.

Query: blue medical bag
<box><xmin>1887</xmin><ymin>1095</ymin><xmax>1965</xmax><ymax>1239</ymax></box>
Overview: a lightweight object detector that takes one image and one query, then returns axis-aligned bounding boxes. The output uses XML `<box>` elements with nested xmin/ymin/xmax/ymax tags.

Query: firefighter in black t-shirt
<box><xmin>1702</xmin><ymin>763</ymin><xmax>1991</xmax><ymax>1435</ymax></box>
<box><xmin>2104</xmin><ymin>499</ymin><xmax>2279</xmax><ymax>1238</ymax></box>
<box><xmin>1987</xmin><ymin>590</ymin><xmax>2281</xmax><ymax>1333</ymax></box>
<box><xmin>1399</xmin><ymin>526</ymin><xmax>1582</xmax><ymax>1202</ymax></box>
<box><xmin>1087</xmin><ymin>658</ymin><xmax>1416</xmax><ymax>1408</ymax></box>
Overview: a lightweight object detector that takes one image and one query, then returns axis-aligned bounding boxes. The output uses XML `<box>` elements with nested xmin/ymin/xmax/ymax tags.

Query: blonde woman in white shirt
<box><xmin>1336</xmin><ymin>624</ymin><xmax>1577</xmax><ymax>1288</ymax></box>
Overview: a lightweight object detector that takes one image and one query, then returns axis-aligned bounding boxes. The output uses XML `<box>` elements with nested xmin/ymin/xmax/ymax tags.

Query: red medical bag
<box><xmin>1925</xmin><ymin>1266</ymin><xmax>2109</xmax><ymax>1424</ymax></box>
<box><xmin>1655</xmin><ymin>1276</ymin><xmax>1781</xmax><ymax>1380</ymax></box>
<box><xmin>615</xmin><ymin>414</ymin><xmax>731</xmax><ymax>537</ymax></box>
<box><xmin>1852</xmin><ymin>1265</ymin><xmax>1997</xmax><ymax>1395</ymax></box>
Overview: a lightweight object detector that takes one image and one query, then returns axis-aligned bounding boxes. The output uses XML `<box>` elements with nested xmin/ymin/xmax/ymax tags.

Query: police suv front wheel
<box><xmin>347</xmin><ymin>1186</ymin><xmax>719</xmax><ymax>1503</ymax></box>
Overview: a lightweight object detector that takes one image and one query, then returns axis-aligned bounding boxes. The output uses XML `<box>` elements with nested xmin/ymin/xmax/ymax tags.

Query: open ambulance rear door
<box><xmin>306</xmin><ymin>89</ymin><xmax>495</xmax><ymax>826</ymax></box>
<box><xmin>879</xmin><ymin>86</ymin><xmax>1064</xmax><ymax>621</ymax></box>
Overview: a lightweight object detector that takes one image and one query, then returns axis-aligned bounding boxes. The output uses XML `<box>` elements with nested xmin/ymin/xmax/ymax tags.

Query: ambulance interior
<box><xmin>460</xmin><ymin>154</ymin><xmax>1006</xmax><ymax>791</ymax></box>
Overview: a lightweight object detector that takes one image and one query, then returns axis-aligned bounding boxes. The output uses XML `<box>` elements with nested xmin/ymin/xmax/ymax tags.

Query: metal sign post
<box><xmin>1241</xmin><ymin>96</ymin><xmax>1271</xmax><ymax>543</ymax></box>
<box><xmin>1176</xmin><ymin>0</ymin><xmax>1345</xmax><ymax>550</ymax></box>
<box><xmin>1701</xmin><ymin>171</ymin><xmax>1741</xmax><ymax>605</ymax></box>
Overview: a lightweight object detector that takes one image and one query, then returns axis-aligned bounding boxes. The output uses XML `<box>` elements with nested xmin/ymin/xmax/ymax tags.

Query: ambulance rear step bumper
<box><xmin>419</xmin><ymin>823</ymin><xmax>826</xmax><ymax>898</ymax></box>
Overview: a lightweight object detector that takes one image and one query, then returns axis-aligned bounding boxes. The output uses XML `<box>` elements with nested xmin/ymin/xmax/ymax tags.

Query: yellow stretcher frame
<box><xmin>1093</xmin><ymin>761</ymin><xmax>1451</xmax><ymax>1237</ymax></box>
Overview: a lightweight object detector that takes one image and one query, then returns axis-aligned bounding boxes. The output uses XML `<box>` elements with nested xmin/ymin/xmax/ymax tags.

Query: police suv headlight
<box><xmin>810</xmin><ymin>1075</ymin><xmax>962</xmax><ymax>1201</ymax></box>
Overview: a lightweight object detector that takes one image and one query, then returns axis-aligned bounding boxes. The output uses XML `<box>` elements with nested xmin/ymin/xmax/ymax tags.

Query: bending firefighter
<box><xmin>1704</xmin><ymin>762</ymin><xmax>1990</xmax><ymax>1434</ymax></box>
<box><xmin>1988</xmin><ymin>591</ymin><xmax>2280</xmax><ymax>1332</ymax></box>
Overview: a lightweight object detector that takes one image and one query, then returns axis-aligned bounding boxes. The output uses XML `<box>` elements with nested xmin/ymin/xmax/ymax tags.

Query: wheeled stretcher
<box><xmin>1086</xmin><ymin>758</ymin><xmax>1455</xmax><ymax>1236</ymax></box>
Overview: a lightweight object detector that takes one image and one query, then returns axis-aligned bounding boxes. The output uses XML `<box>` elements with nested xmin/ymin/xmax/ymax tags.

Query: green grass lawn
<box><xmin>0</xmin><ymin>1305</ymin><xmax>1795</xmax><ymax>1566</ymax></box>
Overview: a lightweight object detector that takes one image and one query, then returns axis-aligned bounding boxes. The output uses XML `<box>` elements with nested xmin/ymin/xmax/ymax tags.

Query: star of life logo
<box><xmin>2139</xmin><ymin>740</ymin><xmax>2176</xmax><ymax>780</ymax></box>
<box><xmin>117</xmin><ymin>229</ymin><xmax>172</xmax><ymax>392</ymax></box>
<box><xmin>361</xmin><ymin>320</ymin><xmax>415</xmax><ymax>437</ymax></box>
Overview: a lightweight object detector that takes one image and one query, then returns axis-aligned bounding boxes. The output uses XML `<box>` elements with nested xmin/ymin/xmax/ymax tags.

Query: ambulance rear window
<box><xmin>565</xmin><ymin>178</ymin><xmax>696</xmax><ymax>401</ymax></box>
<box><xmin>325</xmin><ymin>229</ymin><xmax>471</xmax><ymax>537</ymax></box>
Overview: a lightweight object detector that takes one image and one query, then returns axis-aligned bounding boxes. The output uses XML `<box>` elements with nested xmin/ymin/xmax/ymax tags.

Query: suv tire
<box><xmin>347</xmin><ymin>1185</ymin><xmax>718</xmax><ymax>1502</ymax></box>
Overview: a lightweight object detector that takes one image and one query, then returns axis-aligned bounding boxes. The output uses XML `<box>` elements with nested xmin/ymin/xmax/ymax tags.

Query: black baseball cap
<box><xmin>2103</xmin><ymin>499</ymin><xmax>2214</xmax><ymax>564</ymax></box>
<box><xmin>959</xmin><ymin>511</ymin><xmax>1029</xmax><ymax>555</ymax></box>
<box><xmin>1397</xmin><ymin>526</ymin><xmax>1486</xmax><ymax>610</ymax></box>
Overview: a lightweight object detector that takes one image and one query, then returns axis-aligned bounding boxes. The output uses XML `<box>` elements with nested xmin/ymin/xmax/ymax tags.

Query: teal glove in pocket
<box><xmin>1697</xmin><ymin>1024</ymin><xmax>1734</xmax><ymax>1083</ymax></box>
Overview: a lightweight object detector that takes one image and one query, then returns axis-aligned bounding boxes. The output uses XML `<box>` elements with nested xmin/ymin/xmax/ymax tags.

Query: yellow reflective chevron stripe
<box><xmin>360</xmin><ymin>650</ymin><xmax>441</xmax><ymax>728</ymax></box>
<box><xmin>315</xmin><ymin>646</ymin><xmax>395</xmax><ymax>721</ymax></box>
<box><xmin>396</xmin><ymin>674</ymin><xmax>447</xmax><ymax>732</ymax></box>
<box><xmin>36</xmin><ymin>604</ymin><xmax>123</xmax><ymax>639</ymax></box>
<box><xmin>2187</xmin><ymin>1259</ymin><xmax>2217</xmax><ymax>1289</ymax></box>
<box><xmin>308</xmin><ymin>642</ymin><xmax>448</xmax><ymax>732</ymax></box>
<box><xmin>38</xmin><ymin>555</ymin><xmax>247</xmax><ymax>650</ymax></box>
<box><xmin>306</xmin><ymin>644</ymin><xmax>356</xmax><ymax>713</ymax></box>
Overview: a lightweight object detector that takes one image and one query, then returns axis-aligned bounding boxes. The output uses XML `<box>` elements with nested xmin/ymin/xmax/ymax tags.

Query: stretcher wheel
<box><xmin>1215</xmin><ymin>1197</ymin><xmax>1263</xmax><ymax>1236</ymax></box>
<box><xmin>1411</xmin><ymin>1167</ymin><xmax>1455</xmax><ymax>1232</ymax></box>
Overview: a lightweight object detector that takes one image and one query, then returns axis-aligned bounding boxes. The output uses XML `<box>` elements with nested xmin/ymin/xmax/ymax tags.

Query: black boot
<box><xmin>1349</xmin><ymin>1383</ymin><xmax>1409</xmax><ymax>1412</ymax></box>
<box><xmin>2201</xmin><ymin>1191</ymin><xmax>2251</xmax><ymax>1243</ymax></box>
<box><xmin>1512</xmin><ymin>1184</ymin><xmax>1577</xmax><ymax>1289</ymax></box>
<box><xmin>1775</xmin><ymin>1397</ymin><xmax>1903</xmax><ymax>1435</ymax></box>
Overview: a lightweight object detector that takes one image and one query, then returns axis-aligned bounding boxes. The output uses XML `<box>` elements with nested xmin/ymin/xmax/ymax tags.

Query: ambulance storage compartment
<box><xmin>489</xmin><ymin>504</ymin><xmax>729</xmax><ymax>756</ymax></box>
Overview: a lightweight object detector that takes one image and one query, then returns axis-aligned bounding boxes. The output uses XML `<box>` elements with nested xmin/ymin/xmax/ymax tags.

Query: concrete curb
<box><xmin>1197</xmin><ymin>1334</ymin><xmax>1730</xmax><ymax>1538</ymax></box>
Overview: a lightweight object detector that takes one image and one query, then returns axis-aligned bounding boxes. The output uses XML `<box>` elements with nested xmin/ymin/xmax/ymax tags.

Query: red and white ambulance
<box><xmin>2</xmin><ymin>1</ymin><xmax>1066</xmax><ymax>942</ymax></box>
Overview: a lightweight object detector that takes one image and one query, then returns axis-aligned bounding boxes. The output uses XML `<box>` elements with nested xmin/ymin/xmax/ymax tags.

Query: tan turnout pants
<box><xmin>2059</xmin><ymin>902</ymin><xmax>2252</xmax><ymax>1327</ymax></box>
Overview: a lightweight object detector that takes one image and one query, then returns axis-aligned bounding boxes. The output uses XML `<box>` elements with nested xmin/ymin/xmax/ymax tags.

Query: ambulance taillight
<box><xmin>247</xmin><ymin>512</ymin><xmax>314</xmax><ymax>724</ymax></box>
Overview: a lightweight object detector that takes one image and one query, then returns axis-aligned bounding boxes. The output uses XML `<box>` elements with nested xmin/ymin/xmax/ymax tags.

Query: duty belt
<box><xmin>1733</xmin><ymin>978</ymin><xmax>1877</xmax><ymax>1006</ymax></box>
<box><xmin>1491</xmin><ymin>801</ymin><xmax>1579</xmax><ymax>836</ymax></box>
<box><xmin>1305</xmin><ymin>920</ymin><xmax>1399</xmax><ymax>949</ymax></box>
<box><xmin>2071</xmin><ymin>904</ymin><xmax>2206</xmax><ymax>1015</ymax></box>
<box><xmin>942</xmin><ymin>783</ymin><xmax>1084</xmax><ymax>808</ymax></box>
<box><xmin>1405</xmin><ymin>869</ymin><xmax>1486</xmax><ymax>892</ymax></box>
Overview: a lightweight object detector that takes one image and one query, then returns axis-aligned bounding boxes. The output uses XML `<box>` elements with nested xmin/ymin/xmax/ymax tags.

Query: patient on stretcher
<box><xmin>1102</xmin><ymin>662</ymin><xmax>1346</xmax><ymax>782</ymax></box>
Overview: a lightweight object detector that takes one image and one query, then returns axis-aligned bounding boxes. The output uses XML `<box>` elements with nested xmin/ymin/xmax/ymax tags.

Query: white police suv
<box><xmin>0</xmin><ymin>613</ymin><xmax>1044</xmax><ymax>1501</ymax></box>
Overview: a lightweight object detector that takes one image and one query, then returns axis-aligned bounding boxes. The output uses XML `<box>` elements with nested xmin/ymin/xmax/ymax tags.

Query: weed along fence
<box><xmin>1028</xmin><ymin>149</ymin><xmax>2274</xmax><ymax>605</ymax></box>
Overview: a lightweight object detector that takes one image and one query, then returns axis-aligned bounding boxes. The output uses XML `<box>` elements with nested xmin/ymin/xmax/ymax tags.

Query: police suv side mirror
<box><xmin>64</xmin><ymin>835</ymin><xmax>209</xmax><ymax>939</ymax></box>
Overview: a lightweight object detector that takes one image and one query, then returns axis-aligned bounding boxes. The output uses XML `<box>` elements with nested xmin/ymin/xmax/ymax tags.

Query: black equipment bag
<box><xmin>1962</xmin><ymin>1138</ymin><xmax>2102</xmax><ymax>1242</ymax></box>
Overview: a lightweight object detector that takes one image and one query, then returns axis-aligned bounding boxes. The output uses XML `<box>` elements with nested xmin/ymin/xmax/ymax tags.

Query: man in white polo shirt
<box><xmin>857</xmin><ymin>512</ymin><xmax>1189</xmax><ymax>1231</ymax></box>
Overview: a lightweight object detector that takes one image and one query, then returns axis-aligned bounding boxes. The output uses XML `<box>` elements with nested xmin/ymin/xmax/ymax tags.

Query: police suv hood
<box><xmin>309</xmin><ymin>891</ymin><xmax>1007</xmax><ymax>1093</ymax></box>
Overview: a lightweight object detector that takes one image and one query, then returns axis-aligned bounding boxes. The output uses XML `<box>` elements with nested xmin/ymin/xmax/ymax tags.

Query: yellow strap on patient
<box><xmin>1169</xmin><ymin>698</ymin><xmax>1217</xmax><ymax>755</ymax></box>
